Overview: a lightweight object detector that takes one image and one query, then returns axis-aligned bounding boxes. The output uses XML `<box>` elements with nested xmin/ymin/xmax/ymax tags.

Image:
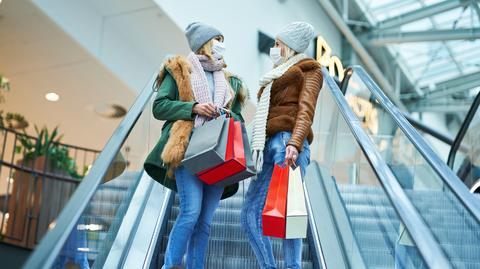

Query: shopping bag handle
<box><xmin>217</xmin><ymin>107</ymin><xmax>232</xmax><ymax>118</ymax></box>
<box><xmin>280</xmin><ymin>160</ymin><xmax>297</xmax><ymax>169</ymax></box>
<box><xmin>198</xmin><ymin>107</ymin><xmax>231</xmax><ymax>126</ymax></box>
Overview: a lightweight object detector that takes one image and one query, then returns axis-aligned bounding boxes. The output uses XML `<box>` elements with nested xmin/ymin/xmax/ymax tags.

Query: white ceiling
<box><xmin>0</xmin><ymin>0</ymin><xmax>135</xmax><ymax>151</ymax></box>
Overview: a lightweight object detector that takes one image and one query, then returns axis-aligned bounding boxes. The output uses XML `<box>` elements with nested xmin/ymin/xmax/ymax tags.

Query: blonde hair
<box><xmin>196</xmin><ymin>39</ymin><xmax>215</xmax><ymax>61</ymax></box>
<box><xmin>283</xmin><ymin>45</ymin><xmax>298</xmax><ymax>61</ymax></box>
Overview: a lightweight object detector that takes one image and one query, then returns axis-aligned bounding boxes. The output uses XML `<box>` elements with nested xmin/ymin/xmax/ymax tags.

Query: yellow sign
<box><xmin>315</xmin><ymin>36</ymin><xmax>345</xmax><ymax>80</ymax></box>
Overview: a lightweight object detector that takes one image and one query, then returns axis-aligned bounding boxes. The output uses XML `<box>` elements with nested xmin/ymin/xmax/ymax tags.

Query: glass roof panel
<box><xmin>357</xmin><ymin>0</ymin><xmax>480</xmax><ymax>93</ymax></box>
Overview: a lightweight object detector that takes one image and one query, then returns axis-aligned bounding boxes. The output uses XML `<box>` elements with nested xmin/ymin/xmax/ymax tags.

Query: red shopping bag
<box><xmin>197</xmin><ymin>117</ymin><xmax>246</xmax><ymax>185</ymax></box>
<box><xmin>262</xmin><ymin>164</ymin><xmax>289</xmax><ymax>238</ymax></box>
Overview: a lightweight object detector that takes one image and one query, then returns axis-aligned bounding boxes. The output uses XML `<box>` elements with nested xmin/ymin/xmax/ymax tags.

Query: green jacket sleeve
<box><xmin>152</xmin><ymin>72</ymin><xmax>196</xmax><ymax>121</ymax></box>
<box><xmin>229</xmin><ymin>100</ymin><xmax>244</xmax><ymax>122</ymax></box>
<box><xmin>228</xmin><ymin>77</ymin><xmax>245</xmax><ymax>122</ymax></box>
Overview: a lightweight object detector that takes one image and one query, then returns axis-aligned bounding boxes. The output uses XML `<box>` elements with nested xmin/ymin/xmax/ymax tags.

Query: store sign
<box><xmin>315</xmin><ymin>36</ymin><xmax>345</xmax><ymax>80</ymax></box>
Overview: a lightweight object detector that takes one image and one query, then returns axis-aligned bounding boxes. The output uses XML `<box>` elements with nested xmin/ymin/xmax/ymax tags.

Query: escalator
<box><xmin>322</xmin><ymin>66</ymin><xmax>480</xmax><ymax>268</ymax></box>
<box><xmin>153</xmin><ymin>181</ymin><xmax>316</xmax><ymax>268</ymax></box>
<box><xmin>341</xmin><ymin>68</ymin><xmax>480</xmax><ymax>193</ymax></box>
<box><xmin>22</xmin><ymin>66</ymin><xmax>480</xmax><ymax>269</ymax></box>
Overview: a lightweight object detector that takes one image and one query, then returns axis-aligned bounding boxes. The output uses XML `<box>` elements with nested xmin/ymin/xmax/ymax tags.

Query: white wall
<box><xmin>153</xmin><ymin>0</ymin><xmax>342</xmax><ymax>99</ymax></box>
<box><xmin>31</xmin><ymin>0</ymin><xmax>190</xmax><ymax>92</ymax></box>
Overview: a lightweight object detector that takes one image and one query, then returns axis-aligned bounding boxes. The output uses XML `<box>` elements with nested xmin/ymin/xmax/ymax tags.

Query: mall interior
<box><xmin>0</xmin><ymin>0</ymin><xmax>479</xmax><ymax>268</ymax></box>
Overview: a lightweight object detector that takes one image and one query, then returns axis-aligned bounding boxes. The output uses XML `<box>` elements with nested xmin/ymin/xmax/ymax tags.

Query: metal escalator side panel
<box><xmin>100</xmin><ymin>172</ymin><xmax>152</xmax><ymax>268</ymax></box>
<box><xmin>120</xmin><ymin>173</ymin><xmax>173</xmax><ymax>269</ymax></box>
<box><xmin>98</xmin><ymin>171</ymin><xmax>172</xmax><ymax>269</ymax></box>
<box><xmin>304</xmin><ymin>162</ymin><xmax>366</xmax><ymax>269</ymax></box>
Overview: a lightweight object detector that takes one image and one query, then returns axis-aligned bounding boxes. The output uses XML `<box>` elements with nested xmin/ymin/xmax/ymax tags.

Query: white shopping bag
<box><xmin>285</xmin><ymin>166</ymin><xmax>308</xmax><ymax>239</ymax></box>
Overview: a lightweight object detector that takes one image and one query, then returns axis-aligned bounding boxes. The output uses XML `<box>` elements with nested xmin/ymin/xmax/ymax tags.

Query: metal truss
<box><xmin>422</xmin><ymin>72</ymin><xmax>480</xmax><ymax>99</ymax></box>
<box><xmin>369</xmin><ymin>28</ymin><xmax>480</xmax><ymax>45</ymax></box>
<box><xmin>376</xmin><ymin>0</ymin><xmax>468</xmax><ymax>29</ymax></box>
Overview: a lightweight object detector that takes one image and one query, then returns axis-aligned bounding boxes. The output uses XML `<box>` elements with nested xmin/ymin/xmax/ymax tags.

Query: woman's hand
<box><xmin>285</xmin><ymin>145</ymin><xmax>299</xmax><ymax>167</ymax></box>
<box><xmin>192</xmin><ymin>103</ymin><xmax>218</xmax><ymax>118</ymax></box>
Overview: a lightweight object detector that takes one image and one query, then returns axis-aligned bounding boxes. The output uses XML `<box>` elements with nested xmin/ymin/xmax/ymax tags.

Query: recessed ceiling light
<box><xmin>45</xmin><ymin>92</ymin><xmax>60</xmax><ymax>102</ymax></box>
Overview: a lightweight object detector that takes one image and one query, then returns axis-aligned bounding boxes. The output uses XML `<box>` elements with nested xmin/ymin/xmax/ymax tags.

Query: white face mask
<box><xmin>269</xmin><ymin>47</ymin><xmax>283</xmax><ymax>65</ymax></box>
<box><xmin>212</xmin><ymin>39</ymin><xmax>226</xmax><ymax>57</ymax></box>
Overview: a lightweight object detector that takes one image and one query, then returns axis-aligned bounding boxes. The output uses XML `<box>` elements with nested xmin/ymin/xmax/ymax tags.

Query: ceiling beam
<box><xmin>369</xmin><ymin>28</ymin><xmax>480</xmax><ymax>45</ymax></box>
<box><xmin>472</xmin><ymin>0</ymin><xmax>480</xmax><ymax>23</ymax></box>
<box><xmin>376</xmin><ymin>0</ymin><xmax>467</xmax><ymax>29</ymax></box>
<box><xmin>422</xmin><ymin>72</ymin><xmax>480</xmax><ymax>99</ymax></box>
<box><xmin>316</xmin><ymin>0</ymin><xmax>406</xmax><ymax>110</ymax></box>
<box><xmin>409</xmin><ymin>102</ymin><xmax>473</xmax><ymax>112</ymax></box>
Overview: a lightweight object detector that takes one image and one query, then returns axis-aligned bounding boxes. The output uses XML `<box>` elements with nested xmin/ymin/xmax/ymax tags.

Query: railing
<box><xmin>447</xmin><ymin>91</ymin><xmax>480</xmax><ymax>168</ymax></box>
<box><xmin>341</xmin><ymin>66</ymin><xmax>480</xmax><ymax>266</ymax></box>
<box><xmin>23</xmin><ymin>72</ymin><xmax>158</xmax><ymax>269</ymax></box>
<box><xmin>320</xmin><ymin>68</ymin><xmax>452</xmax><ymax>269</ymax></box>
<box><xmin>350</xmin><ymin>65</ymin><xmax>480</xmax><ymax>221</ymax></box>
<box><xmin>0</xmin><ymin>127</ymin><xmax>99</xmax><ymax>249</ymax></box>
<box><xmin>341</xmin><ymin>67</ymin><xmax>458</xmax><ymax>147</ymax></box>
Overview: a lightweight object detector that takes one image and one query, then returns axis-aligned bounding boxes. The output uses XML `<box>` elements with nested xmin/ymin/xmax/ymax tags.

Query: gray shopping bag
<box><xmin>214</xmin><ymin>122</ymin><xmax>256</xmax><ymax>187</ymax></box>
<box><xmin>181</xmin><ymin>116</ymin><xmax>229</xmax><ymax>174</ymax></box>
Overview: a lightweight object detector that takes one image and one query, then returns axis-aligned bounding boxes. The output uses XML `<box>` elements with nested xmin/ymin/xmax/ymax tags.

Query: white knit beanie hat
<box><xmin>276</xmin><ymin>22</ymin><xmax>315</xmax><ymax>53</ymax></box>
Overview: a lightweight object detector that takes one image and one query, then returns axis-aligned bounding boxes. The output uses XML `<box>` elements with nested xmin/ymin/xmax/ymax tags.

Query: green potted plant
<box><xmin>5</xmin><ymin>126</ymin><xmax>86</xmax><ymax>248</ymax></box>
<box><xmin>16</xmin><ymin>125</ymin><xmax>86</xmax><ymax>178</ymax></box>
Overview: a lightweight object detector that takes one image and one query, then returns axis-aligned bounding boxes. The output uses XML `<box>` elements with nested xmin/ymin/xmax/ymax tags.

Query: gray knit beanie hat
<box><xmin>185</xmin><ymin>22</ymin><xmax>223</xmax><ymax>52</ymax></box>
<box><xmin>276</xmin><ymin>22</ymin><xmax>315</xmax><ymax>53</ymax></box>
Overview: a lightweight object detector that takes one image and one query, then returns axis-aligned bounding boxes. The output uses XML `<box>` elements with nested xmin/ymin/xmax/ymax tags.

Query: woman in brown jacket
<box><xmin>241</xmin><ymin>22</ymin><xmax>323</xmax><ymax>269</ymax></box>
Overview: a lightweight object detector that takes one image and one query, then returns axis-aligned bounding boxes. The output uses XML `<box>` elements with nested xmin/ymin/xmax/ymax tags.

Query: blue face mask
<box><xmin>212</xmin><ymin>39</ymin><xmax>226</xmax><ymax>57</ymax></box>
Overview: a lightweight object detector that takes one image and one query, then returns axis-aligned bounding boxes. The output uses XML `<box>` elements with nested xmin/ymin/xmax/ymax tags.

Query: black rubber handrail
<box><xmin>22</xmin><ymin>73</ymin><xmax>158</xmax><ymax>269</ymax></box>
<box><xmin>447</xmin><ymin>91</ymin><xmax>480</xmax><ymax>168</ymax></box>
<box><xmin>351</xmin><ymin>65</ymin><xmax>480</xmax><ymax>222</ymax></box>
<box><xmin>402</xmin><ymin>114</ymin><xmax>455</xmax><ymax>146</ymax></box>
<box><xmin>322</xmin><ymin>68</ymin><xmax>452</xmax><ymax>269</ymax></box>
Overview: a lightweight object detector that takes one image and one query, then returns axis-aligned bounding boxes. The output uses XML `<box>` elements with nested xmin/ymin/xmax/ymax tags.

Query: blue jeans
<box><xmin>162</xmin><ymin>166</ymin><xmax>224</xmax><ymax>269</ymax></box>
<box><xmin>241</xmin><ymin>131</ymin><xmax>311</xmax><ymax>269</ymax></box>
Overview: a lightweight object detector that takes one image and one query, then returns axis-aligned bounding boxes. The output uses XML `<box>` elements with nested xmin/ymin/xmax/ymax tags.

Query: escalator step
<box><xmin>159</xmin><ymin>235</ymin><xmax>312</xmax><ymax>261</ymax></box>
<box><xmin>157</xmin><ymin>254</ymin><xmax>314</xmax><ymax>269</ymax></box>
<box><xmin>337</xmin><ymin>184</ymin><xmax>480</xmax><ymax>269</ymax></box>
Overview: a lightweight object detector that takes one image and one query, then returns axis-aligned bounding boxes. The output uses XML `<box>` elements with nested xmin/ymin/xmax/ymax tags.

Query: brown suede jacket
<box><xmin>258</xmin><ymin>58</ymin><xmax>323</xmax><ymax>151</ymax></box>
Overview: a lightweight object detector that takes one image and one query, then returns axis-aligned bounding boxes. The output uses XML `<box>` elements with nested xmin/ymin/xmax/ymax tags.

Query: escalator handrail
<box><xmin>402</xmin><ymin>114</ymin><xmax>455</xmax><ymax>146</ymax></box>
<box><xmin>341</xmin><ymin>67</ymin><xmax>456</xmax><ymax>147</ymax></box>
<box><xmin>323</xmin><ymin>68</ymin><xmax>453</xmax><ymax>269</ymax></box>
<box><xmin>351</xmin><ymin>65</ymin><xmax>480</xmax><ymax>222</ymax></box>
<box><xmin>23</xmin><ymin>73</ymin><xmax>158</xmax><ymax>269</ymax></box>
<box><xmin>447</xmin><ymin>90</ymin><xmax>480</xmax><ymax>168</ymax></box>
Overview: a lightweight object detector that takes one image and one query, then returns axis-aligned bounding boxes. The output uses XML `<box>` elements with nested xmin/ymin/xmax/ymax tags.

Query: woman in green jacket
<box><xmin>144</xmin><ymin>22</ymin><xmax>246</xmax><ymax>269</ymax></box>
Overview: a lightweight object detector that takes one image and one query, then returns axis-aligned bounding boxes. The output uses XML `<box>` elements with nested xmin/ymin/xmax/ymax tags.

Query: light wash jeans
<box><xmin>162</xmin><ymin>166</ymin><xmax>224</xmax><ymax>269</ymax></box>
<box><xmin>241</xmin><ymin>131</ymin><xmax>311</xmax><ymax>269</ymax></box>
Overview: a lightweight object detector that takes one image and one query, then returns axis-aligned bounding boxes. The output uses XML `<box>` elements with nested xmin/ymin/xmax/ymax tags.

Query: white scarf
<box><xmin>187</xmin><ymin>52</ymin><xmax>231</xmax><ymax>127</ymax></box>
<box><xmin>251</xmin><ymin>53</ymin><xmax>308</xmax><ymax>173</ymax></box>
